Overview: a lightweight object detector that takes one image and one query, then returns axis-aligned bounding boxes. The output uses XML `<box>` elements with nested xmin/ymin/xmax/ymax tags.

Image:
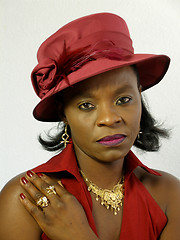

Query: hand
<box><xmin>19</xmin><ymin>171</ymin><xmax>98</xmax><ymax>240</ymax></box>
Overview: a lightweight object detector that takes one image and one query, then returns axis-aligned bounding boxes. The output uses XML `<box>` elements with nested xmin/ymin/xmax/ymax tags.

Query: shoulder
<box><xmin>153</xmin><ymin>170</ymin><xmax>180</xmax><ymax>239</ymax></box>
<box><xmin>134</xmin><ymin>167</ymin><xmax>180</xmax><ymax>239</ymax></box>
<box><xmin>0</xmin><ymin>173</ymin><xmax>42</xmax><ymax>240</ymax></box>
<box><xmin>135</xmin><ymin>167</ymin><xmax>180</xmax><ymax>195</ymax></box>
<box><xmin>136</xmin><ymin>167</ymin><xmax>179</xmax><ymax>186</ymax></box>
<box><xmin>134</xmin><ymin>167</ymin><xmax>180</xmax><ymax>207</ymax></box>
<box><xmin>0</xmin><ymin>172</ymin><xmax>27</xmax><ymax>207</ymax></box>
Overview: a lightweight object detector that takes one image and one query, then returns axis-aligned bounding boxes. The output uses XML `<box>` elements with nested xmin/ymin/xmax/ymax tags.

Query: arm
<box><xmin>0</xmin><ymin>173</ymin><xmax>42</xmax><ymax>240</ymax></box>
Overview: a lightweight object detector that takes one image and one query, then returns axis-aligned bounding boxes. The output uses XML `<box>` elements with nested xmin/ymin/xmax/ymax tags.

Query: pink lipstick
<box><xmin>97</xmin><ymin>134</ymin><xmax>126</xmax><ymax>146</ymax></box>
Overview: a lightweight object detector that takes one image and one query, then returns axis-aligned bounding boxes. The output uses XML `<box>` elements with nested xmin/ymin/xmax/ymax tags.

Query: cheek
<box><xmin>125</xmin><ymin>102</ymin><xmax>141</xmax><ymax>131</ymax></box>
<box><xmin>132</xmin><ymin>105</ymin><xmax>141</xmax><ymax>134</ymax></box>
<box><xmin>64</xmin><ymin>108</ymin><xmax>94</xmax><ymax>140</ymax></box>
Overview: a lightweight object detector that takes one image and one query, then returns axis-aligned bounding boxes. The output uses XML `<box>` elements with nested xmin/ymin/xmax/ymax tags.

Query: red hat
<box><xmin>31</xmin><ymin>12</ymin><xmax>170</xmax><ymax>122</ymax></box>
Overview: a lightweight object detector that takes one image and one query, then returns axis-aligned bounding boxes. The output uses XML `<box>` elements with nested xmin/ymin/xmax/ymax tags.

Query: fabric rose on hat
<box><xmin>31</xmin><ymin>58</ymin><xmax>58</xmax><ymax>98</ymax></box>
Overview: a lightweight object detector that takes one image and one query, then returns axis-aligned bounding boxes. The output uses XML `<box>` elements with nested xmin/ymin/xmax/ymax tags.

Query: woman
<box><xmin>0</xmin><ymin>12</ymin><xmax>179</xmax><ymax>240</ymax></box>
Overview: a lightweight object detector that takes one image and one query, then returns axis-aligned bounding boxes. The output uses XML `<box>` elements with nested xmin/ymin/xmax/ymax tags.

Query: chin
<box><xmin>93</xmin><ymin>147</ymin><xmax>130</xmax><ymax>163</ymax></box>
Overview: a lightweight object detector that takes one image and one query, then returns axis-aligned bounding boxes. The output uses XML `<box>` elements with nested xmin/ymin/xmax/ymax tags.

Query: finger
<box><xmin>25</xmin><ymin>171</ymin><xmax>72</xmax><ymax>205</ymax></box>
<box><xmin>19</xmin><ymin>193</ymin><xmax>45</xmax><ymax>222</ymax></box>
<box><xmin>20</xmin><ymin>176</ymin><xmax>43</xmax><ymax>201</ymax></box>
<box><xmin>20</xmin><ymin>176</ymin><xmax>54</xmax><ymax>211</ymax></box>
<box><xmin>36</xmin><ymin>173</ymin><xmax>60</xmax><ymax>188</ymax></box>
<box><xmin>23</xmin><ymin>171</ymin><xmax>67</xmax><ymax>210</ymax></box>
<box><xmin>36</xmin><ymin>173</ymin><xmax>76</xmax><ymax>205</ymax></box>
<box><xmin>36</xmin><ymin>173</ymin><xmax>63</xmax><ymax>187</ymax></box>
<box><xmin>36</xmin><ymin>173</ymin><xmax>69</xmax><ymax>198</ymax></box>
<box><xmin>25</xmin><ymin>171</ymin><xmax>58</xmax><ymax>201</ymax></box>
<box><xmin>38</xmin><ymin>174</ymin><xmax>64</xmax><ymax>188</ymax></box>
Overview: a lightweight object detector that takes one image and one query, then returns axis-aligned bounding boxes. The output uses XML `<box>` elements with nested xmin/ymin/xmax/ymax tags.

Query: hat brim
<box><xmin>33</xmin><ymin>53</ymin><xmax>170</xmax><ymax>122</ymax></box>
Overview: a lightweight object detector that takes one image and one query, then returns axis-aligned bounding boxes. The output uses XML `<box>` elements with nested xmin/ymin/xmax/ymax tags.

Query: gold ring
<box><xmin>36</xmin><ymin>196</ymin><xmax>49</xmax><ymax>208</ymax></box>
<box><xmin>46</xmin><ymin>185</ymin><xmax>57</xmax><ymax>195</ymax></box>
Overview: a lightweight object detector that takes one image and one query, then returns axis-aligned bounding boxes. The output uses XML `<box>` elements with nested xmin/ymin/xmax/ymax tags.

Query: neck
<box><xmin>74</xmin><ymin>147</ymin><xmax>124</xmax><ymax>189</ymax></box>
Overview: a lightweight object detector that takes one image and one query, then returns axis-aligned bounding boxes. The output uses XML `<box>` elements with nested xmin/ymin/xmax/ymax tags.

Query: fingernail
<box><xmin>58</xmin><ymin>180</ymin><xmax>64</xmax><ymax>188</ymax></box>
<box><xmin>20</xmin><ymin>193</ymin><xmax>26</xmax><ymax>200</ymax></box>
<box><xmin>27</xmin><ymin>170</ymin><xmax>34</xmax><ymax>178</ymax></box>
<box><xmin>21</xmin><ymin>177</ymin><xmax>28</xmax><ymax>184</ymax></box>
<box><xmin>37</xmin><ymin>172</ymin><xmax>43</xmax><ymax>177</ymax></box>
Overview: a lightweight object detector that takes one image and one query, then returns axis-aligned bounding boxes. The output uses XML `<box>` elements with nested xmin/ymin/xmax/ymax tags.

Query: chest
<box><xmin>88</xmin><ymin>174</ymin><xmax>167</xmax><ymax>240</ymax></box>
<box><xmin>91</xmin><ymin>193</ymin><xmax>123</xmax><ymax>240</ymax></box>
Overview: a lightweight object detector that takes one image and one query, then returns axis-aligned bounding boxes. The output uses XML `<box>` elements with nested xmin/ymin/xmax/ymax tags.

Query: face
<box><xmin>62</xmin><ymin>66</ymin><xmax>142</xmax><ymax>164</ymax></box>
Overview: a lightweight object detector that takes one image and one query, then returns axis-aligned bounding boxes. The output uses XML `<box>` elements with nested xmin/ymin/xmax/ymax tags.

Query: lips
<box><xmin>97</xmin><ymin>134</ymin><xmax>126</xmax><ymax>146</ymax></box>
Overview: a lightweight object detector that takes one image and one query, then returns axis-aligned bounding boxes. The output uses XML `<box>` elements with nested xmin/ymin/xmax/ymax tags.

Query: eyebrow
<box><xmin>73</xmin><ymin>84</ymin><xmax>135</xmax><ymax>100</ymax></box>
<box><xmin>114</xmin><ymin>84</ymin><xmax>135</xmax><ymax>95</ymax></box>
<box><xmin>76</xmin><ymin>91</ymin><xmax>95</xmax><ymax>99</ymax></box>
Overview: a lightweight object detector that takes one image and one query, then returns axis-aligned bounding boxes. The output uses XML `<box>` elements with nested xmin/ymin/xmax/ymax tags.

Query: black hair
<box><xmin>133</xmin><ymin>97</ymin><xmax>169</xmax><ymax>151</ymax></box>
<box><xmin>38</xmin><ymin>65</ymin><xmax>169</xmax><ymax>152</ymax></box>
<box><xmin>38</xmin><ymin>123</ymin><xmax>71</xmax><ymax>152</ymax></box>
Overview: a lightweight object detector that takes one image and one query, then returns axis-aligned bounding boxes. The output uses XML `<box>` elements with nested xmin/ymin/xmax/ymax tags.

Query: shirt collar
<box><xmin>33</xmin><ymin>139</ymin><xmax>82</xmax><ymax>179</ymax></box>
<box><xmin>32</xmin><ymin>139</ymin><xmax>161</xmax><ymax>179</ymax></box>
<box><xmin>124</xmin><ymin>150</ymin><xmax>161</xmax><ymax>179</ymax></box>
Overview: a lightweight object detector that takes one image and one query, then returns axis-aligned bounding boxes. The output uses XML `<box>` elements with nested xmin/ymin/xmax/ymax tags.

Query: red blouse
<box><xmin>33</xmin><ymin>140</ymin><xmax>167</xmax><ymax>239</ymax></box>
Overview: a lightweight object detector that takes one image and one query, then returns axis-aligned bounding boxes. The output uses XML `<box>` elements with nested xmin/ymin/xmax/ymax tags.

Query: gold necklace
<box><xmin>80</xmin><ymin>170</ymin><xmax>125</xmax><ymax>215</ymax></box>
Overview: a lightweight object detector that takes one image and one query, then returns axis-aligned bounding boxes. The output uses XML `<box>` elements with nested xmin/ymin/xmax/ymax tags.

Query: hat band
<box><xmin>32</xmin><ymin>39</ymin><xmax>133</xmax><ymax>99</ymax></box>
<box><xmin>69</xmin><ymin>30</ymin><xmax>134</xmax><ymax>55</ymax></box>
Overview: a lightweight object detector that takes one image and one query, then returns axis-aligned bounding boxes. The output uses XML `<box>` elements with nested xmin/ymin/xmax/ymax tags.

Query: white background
<box><xmin>1</xmin><ymin>0</ymin><xmax>180</xmax><ymax>190</ymax></box>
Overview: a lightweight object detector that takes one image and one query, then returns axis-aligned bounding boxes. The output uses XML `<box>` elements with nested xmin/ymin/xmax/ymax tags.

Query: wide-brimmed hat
<box><xmin>31</xmin><ymin>12</ymin><xmax>170</xmax><ymax>122</ymax></box>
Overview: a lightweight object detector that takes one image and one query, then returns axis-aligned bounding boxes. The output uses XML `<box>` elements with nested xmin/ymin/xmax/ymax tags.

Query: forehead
<box><xmin>63</xmin><ymin>66</ymin><xmax>138</xmax><ymax>99</ymax></box>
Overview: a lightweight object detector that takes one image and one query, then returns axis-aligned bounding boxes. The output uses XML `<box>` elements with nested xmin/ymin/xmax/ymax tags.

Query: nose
<box><xmin>96</xmin><ymin>104</ymin><xmax>122</xmax><ymax>127</ymax></box>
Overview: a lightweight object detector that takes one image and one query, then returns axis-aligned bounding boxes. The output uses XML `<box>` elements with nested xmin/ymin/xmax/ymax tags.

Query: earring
<box><xmin>60</xmin><ymin>123</ymin><xmax>69</xmax><ymax>148</ymax></box>
<box><xmin>137</xmin><ymin>130</ymin><xmax>142</xmax><ymax>140</ymax></box>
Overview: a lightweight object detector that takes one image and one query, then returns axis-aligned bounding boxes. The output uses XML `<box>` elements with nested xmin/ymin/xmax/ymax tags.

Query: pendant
<box><xmin>80</xmin><ymin>170</ymin><xmax>125</xmax><ymax>215</ymax></box>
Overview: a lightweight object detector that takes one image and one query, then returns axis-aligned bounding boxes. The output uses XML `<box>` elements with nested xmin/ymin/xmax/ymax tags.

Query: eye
<box><xmin>78</xmin><ymin>102</ymin><xmax>95</xmax><ymax>111</ymax></box>
<box><xmin>116</xmin><ymin>96</ymin><xmax>132</xmax><ymax>105</ymax></box>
